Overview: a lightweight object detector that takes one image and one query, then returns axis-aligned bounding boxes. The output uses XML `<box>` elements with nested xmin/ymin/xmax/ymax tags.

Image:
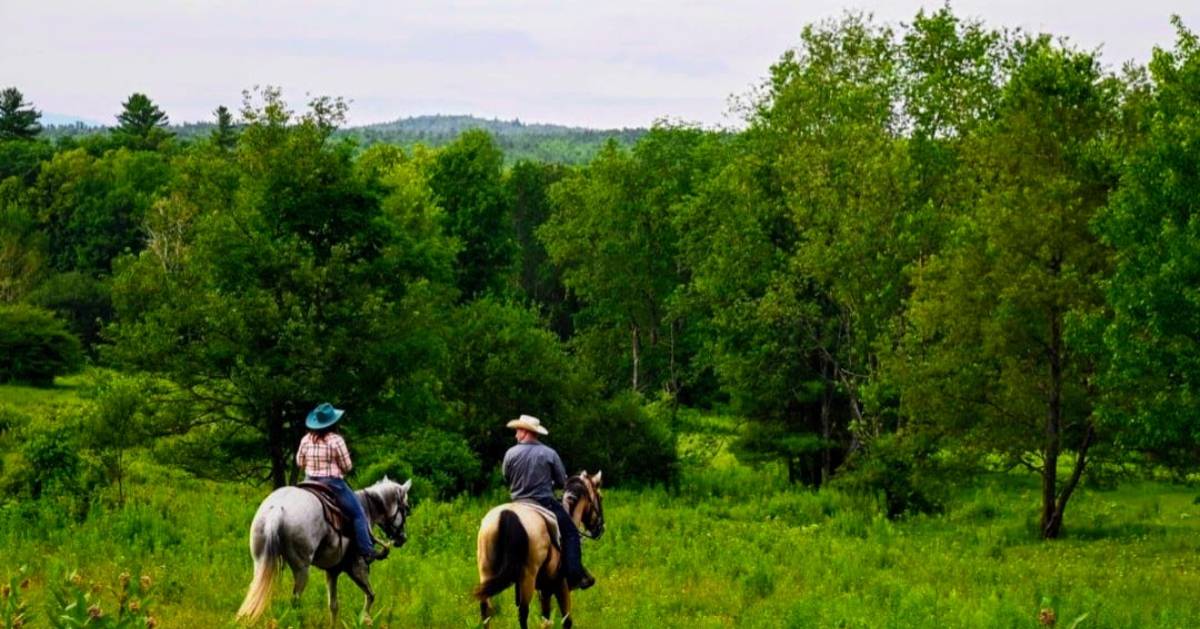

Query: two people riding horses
<box><xmin>298</xmin><ymin>405</ymin><xmax>595</xmax><ymax>589</ymax></box>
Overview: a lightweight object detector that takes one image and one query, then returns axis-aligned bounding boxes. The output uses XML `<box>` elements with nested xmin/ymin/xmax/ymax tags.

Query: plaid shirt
<box><xmin>296</xmin><ymin>433</ymin><xmax>353</xmax><ymax>478</ymax></box>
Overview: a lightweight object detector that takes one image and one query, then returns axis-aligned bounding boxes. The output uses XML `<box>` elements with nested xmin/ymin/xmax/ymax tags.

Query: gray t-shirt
<box><xmin>503</xmin><ymin>441</ymin><xmax>567</xmax><ymax>501</ymax></box>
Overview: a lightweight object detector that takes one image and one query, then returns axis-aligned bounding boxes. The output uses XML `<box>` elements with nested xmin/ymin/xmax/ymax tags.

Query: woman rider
<box><xmin>296</xmin><ymin>402</ymin><xmax>387</xmax><ymax>563</ymax></box>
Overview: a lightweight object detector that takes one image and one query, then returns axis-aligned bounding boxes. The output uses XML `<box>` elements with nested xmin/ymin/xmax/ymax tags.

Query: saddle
<box><xmin>297</xmin><ymin>481</ymin><xmax>347</xmax><ymax>535</ymax></box>
<box><xmin>510</xmin><ymin>500</ymin><xmax>562</xmax><ymax>551</ymax></box>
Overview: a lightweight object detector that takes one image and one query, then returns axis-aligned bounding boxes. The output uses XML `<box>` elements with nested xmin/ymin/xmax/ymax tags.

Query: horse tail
<box><xmin>474</xmin><ymin>509</ymin><xmax>528</xmax><ymax>601</ymax></box>
<box><xmin>236</xmin><ymin>505</ymin><xmax>285</xmax><ymax>622</ymax></box>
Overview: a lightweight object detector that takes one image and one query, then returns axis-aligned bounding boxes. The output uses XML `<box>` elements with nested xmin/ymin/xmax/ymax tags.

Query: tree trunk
<box><xmin>1043</xmin><ymin>421</ymin><xmax>1095</xmax><ymax>539</ymax></box>
<box><xmin>268</xmin><ymin>403</ymin><xmax>287</xmax><ymax>489</ymax></box>
<box><xmin>820</xmin><ymin>360</ymin><xmax>834</xmax><ymax>486</ymax></box>
<box><xmin>630</xmin><ymin>322</ymin><xmax>641</xmax><ymax>392</ymax></box>
<box><xmin>1040</xmin><ymin>313</ymin><xmax>1063</xmax><ymax>539</ymax></box>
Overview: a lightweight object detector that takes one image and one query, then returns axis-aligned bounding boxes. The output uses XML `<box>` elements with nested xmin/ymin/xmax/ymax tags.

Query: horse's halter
<box><xmin>565</xmin><ymin>475</ymin><xmax>604</xmax><ymax>540</ymax></box>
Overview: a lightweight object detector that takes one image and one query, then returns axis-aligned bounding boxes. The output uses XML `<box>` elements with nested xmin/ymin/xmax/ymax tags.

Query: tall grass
<box><xmin>3</xmin><ymin>388</ymin><xmax>1200</xmax><ymax>627</ymax></box>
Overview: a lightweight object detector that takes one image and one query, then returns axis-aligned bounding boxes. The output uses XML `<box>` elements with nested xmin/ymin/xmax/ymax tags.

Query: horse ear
<box><xmin>593</xmin><ymin>471</ymin><xmax>603</xmax><ymax>487</ymax></box>
<box><xmin>383</xmin><ymin>474</ymin><xmax>390</xmax><ymax>482</ymax></box>
<box><xmin>580</xmin><ymin>470</ymin><xmax>589</xmax><ymax>480</ymax></box>
<box><xmin>401</xmin><ymin>479</ymin><xmax>412</xmax><ymax>493</ymax></box>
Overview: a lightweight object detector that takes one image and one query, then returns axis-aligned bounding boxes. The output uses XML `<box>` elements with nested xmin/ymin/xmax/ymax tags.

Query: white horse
<box><xmin>236</xmin><ymin>477</ymin><xmax>412</xmax><ymax>625</ymax></box>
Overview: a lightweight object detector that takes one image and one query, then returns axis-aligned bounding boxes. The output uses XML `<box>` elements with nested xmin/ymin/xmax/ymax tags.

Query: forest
<box><xmin>2</xmin><ymin>8</ymin><xmax>1200</xmax><ymax>628</ymax></box>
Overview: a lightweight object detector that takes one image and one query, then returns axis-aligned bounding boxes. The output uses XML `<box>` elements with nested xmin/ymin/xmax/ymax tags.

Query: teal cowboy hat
<box><xmin>306</xmin><ymin>403</ymin><xmax>345</xmax><ymax>430</ymax></box>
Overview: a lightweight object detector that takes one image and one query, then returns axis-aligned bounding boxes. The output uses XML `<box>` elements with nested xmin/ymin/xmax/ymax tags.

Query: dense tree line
<box><xmin>2</xmin><ymin>9</ymin><xmax>1199</xmax><ymax>538</ymax></box>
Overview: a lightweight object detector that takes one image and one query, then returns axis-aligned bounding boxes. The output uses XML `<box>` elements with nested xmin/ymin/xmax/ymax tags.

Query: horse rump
<box><xmin>474</xmin><ymin>509</ymin><xmax>528</xmax><ymax>601</ymax></box>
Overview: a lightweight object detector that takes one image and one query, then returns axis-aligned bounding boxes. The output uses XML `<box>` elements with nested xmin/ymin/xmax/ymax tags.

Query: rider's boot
<box><xmin>569</xmin><ymin>566</ymin><xmax>596</xmax><ymax>590</ymax></box>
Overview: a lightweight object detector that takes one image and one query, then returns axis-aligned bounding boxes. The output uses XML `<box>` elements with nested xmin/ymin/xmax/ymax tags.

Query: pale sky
<box><xmin>2</xmin><ymin>1</ymin><xmax>1197</xmax><ymax>129</ymax></box>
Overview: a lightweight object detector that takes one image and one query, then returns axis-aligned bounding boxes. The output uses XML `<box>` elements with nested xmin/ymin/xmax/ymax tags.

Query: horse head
<box><xmin>565</xmin><ymin>471</ymin><xmax>605</xmax><ymax>540</ymax></box>
<box><xmin>368</xmin><ymin>476</ymin><xmax>412</xmax><ymax>547</ymax></box>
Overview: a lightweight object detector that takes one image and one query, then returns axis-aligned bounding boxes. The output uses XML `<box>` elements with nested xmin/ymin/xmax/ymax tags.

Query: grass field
<box><xmin>3</xmin><ymin>380</ymin><xmax>1200</xmax><ymax>628</ymax></box>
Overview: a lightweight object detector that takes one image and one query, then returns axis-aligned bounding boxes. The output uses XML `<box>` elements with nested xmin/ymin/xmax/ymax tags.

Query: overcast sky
<box><xmin>2</xmin><ymin>1</ymin><xmax>1197</xmax><ymax>129</ymax></box>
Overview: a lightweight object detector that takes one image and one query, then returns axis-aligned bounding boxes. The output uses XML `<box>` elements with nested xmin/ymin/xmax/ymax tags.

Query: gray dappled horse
<box><xmin>236</xmin><ymin>477</ymin><xmax>412</xmax><ymax>625</ymax></box>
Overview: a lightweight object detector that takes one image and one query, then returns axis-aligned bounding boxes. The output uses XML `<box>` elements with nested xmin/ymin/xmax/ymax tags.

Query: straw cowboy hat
<box><xmin>506</xmin><ymin>414</ymin><xmax>549</xmax><ymax>435</ymax></box>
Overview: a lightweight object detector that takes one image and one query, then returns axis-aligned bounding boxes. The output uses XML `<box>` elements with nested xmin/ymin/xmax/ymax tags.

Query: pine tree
<box><xmin>0</xmin><ymin>87</ymin><xmax>43</xmax><ymax>140</ymax></box>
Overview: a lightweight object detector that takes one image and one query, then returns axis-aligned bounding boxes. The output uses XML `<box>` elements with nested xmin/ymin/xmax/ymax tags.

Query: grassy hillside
<box><xmin>2</xmin><ymin>382</ymin><xmax>1199</xmax><ymax>628</ymax></box>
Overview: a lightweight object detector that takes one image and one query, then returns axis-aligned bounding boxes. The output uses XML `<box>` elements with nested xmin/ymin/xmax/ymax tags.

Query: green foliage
<box><xmin>25</xmin><ymin>273</ymin><xmax>112</xmax><ymax>352</ymax></box>
<box><xmin>444</xmin><ymin>298</ymin><xmax>596</xmax><ymax>474</ymax></box>
<box><xmin>834</xmin><ymin>432</ymin><xmax>946</xmax><ymax>518</ymax></box>
<box><xmin>0</xmin><ymin>139</ymin><xmax>53</xmax><ymax>184</ymax></box>
<box><xmin>1095</xmin><ymin>19</ymin><xmax>1200</xmax><ymax>470</ymax></box>
<box><xmin>209</xmin><ymin>105</ymin><xmax>237</xmax><ymax>151</ymax></box>
<box><xmin>32</xmin><ymin>147</ymin><xmax>171</xmax><ymax>275</ymax></box>
<box><xmin>360</xmin><ymin>428</ymin><xmax>481</xmax><ymax>501</ymax></box>
<box><xmin>107</xmin><ymin>88</ymin><xmax>458</xmax><ymax>486</ymax></box>
<box><xmin>113</xmin><ymin>93</ymin><xmax>171</xmax><ymax>151</ymax></box>
<box><xmin>1</xmin><ymin>567</ymin><xmax>33</xmax><ymax>629</ymax></box>
<box><xmin>427</xmin><ymin>129</ymin><xmax>514</xmax><ymax>297</ymax></box>
<box><xmin>0</xmin><ymin>189</ymin><xmax>47</xmax><ymax>303</ymax></box>
<box><xmin>0</xmin><ymin>88</ymin><xmax>42</xmax><ymax>141</ymax></box>
<box><xmin>45</xmin><ymin>570</ymin><xmax>157</xmax><ymax>629</ymax></box>
<box><xmin>556</xmin><ymin>392</ymin><xmax>679</xmax><ymax>487</ymax></box>
<box><xmin>0</xmin><ymin>305</ymin><xmax>83</xmax><ymax>386</ymax></box>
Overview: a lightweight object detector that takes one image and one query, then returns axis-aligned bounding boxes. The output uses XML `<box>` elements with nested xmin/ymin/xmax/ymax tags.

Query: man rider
<box><xmin>502</xmin><ymin>414</ymin><xmax>595</xmax><ymax>590</ymax></box>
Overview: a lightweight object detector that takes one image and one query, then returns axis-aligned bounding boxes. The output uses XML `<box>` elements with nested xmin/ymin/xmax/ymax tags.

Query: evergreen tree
<box><xmin>114</xmin><ymin>92</ymin><xmax>172</xmax><ymax>150</ymax></box>
<box><xmin>0</xmin><ymin>87</ymin><xmax>42</xmax><ymax>140</ymax></box>
<box><xmin>211</xmin><ymin>105</ymin><xmax>238</xmax><ymax>150</ymax></box>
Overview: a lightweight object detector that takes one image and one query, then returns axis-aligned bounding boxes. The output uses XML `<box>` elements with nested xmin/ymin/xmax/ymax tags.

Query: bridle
<box><xmin>564</xmin><ymin>475</ymin><xmax>604</xmax><ymax>540</ymax></box>
<box><xmin>365</xmin><ymin>486</ymin><xmax>410</xmax><ymax>544</ymax></box>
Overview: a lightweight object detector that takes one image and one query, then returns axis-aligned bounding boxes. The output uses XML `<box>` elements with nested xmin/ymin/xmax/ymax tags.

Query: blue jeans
<box><xmin>309</xmin><ymin>476</ymin><xmax>375</xmax><ymax>558</ymax></box>
<box><xmin>532</xmin><ymin>496</ymin><xmax>583</xmax><ymax>582</ymax></box>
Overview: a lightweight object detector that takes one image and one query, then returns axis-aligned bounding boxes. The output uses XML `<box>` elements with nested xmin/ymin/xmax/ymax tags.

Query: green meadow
<box><xmin>3</xmin><ymin>381</ymin><xmax>1199</xmax><ymax>629</ymax></box>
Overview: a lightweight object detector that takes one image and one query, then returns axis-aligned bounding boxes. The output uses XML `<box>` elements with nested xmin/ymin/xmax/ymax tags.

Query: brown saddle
<box><xmin>297</xmin><ymin>481</ymin><xmax>347</xmax><ymax>535</ymax></box>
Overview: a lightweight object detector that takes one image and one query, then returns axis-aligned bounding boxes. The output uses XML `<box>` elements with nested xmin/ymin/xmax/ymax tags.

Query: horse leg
<box><xmin>346</xmin><ymin>559</ymin><xmax>376</xmax><ymax>620</ymax></box>
<box><xmin>480</xmin><ymin>599</ymin><xmax>493</xmax><ymax>625</ymax></box>
<box><xmin>516</xmin><ymin>569</ymin><xmax>536</xmax><ymax>629</ymax></box>
<box><xmin>538</xmin><ymin>588</ymin><xmax>553</xmax><ymax>629</ymax></box>
<box><xmin>555</xmin><ymin>580</ymin><xmax>572</xmax><ymax>629</ymax></box>
<box><xmin>290</xmin><ymin>563</ymin><xmax>309</xmax><ymax>605</ymax></box>
<box><xmin>325</xmin><ymin>570</ymin><xmax>340</xmax><ymax>628</ymax></box>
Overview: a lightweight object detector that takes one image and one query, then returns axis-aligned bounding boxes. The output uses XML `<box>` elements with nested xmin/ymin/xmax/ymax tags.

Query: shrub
<box><xmin>833</xmin><ymin>432</ymin><xmax>947</xmax><ymax>518</ymax></box>
<box><xmin>0</xmin><ymin>304</ymin><xmax>83</xmax><ymax>386</ymax></box>
<box><xmin>358</xmin><ymin>427</ymin><xmax>481</xmax><ymax>501</ymax></box>
<box><xmin>555</xmin><ymin>392</ymin><xmax>679</xmax><ymax>487</ymax></box>
<box><xmin>26</xmin><ymin>272</ymin><xmax>113</xmax><ymax>352</ymax></box>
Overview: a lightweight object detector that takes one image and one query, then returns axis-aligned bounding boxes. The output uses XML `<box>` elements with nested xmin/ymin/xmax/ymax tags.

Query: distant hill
<box><xmin>341</xmin><ymin>115</ymin><xmax>645</xmax><ymax>164</ymax></box>
<box><xmin>40</xmin><ymin>114</ymin><xmax>647</xmax><ymax>165</ymax></box>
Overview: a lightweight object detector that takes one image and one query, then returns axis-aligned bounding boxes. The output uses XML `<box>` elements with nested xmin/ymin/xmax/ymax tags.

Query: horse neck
<box><xmin>566</xmin><ymin>483</ymin><xmax>591</xmax><ymax>528</ymax></box>
<box><xmin>356</xmin><ymin>488</ymin><xmax>381</xmax><ymax>524</ymax></box>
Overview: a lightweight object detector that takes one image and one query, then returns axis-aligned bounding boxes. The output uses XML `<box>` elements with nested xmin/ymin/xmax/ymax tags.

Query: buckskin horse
<box><xmin>236</xmin><ymin>477</ymin><xmax>412</xmax><ymax>625</ymax></box>
<box><xmin>474</xmin><ymin>471</ymin><xmax>605</xmax><ymax>628</ymax></box>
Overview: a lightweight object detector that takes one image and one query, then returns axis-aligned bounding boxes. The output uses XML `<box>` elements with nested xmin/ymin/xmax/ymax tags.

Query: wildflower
<box><xmin>120</xmin><ymin>572</ymin><xmax>131</xmax><ymax>589</ymax></box>
<box><xmin>130</xmin><ymin>599</ymin><xmax>141</xmax><ymax>613</ymax></box>
<box><xmin>18</xmin><ymin>578</ymin><xmax>29</xmax><ymax>590</ymax></box>
<box><xmin>88</xmin><ymin>604</ymin><xmax>103</xmax><ymax>619</ymax></box>
<box><xmin>146</xmin><ymin>616</ymin><xmax>158</xmax><ymax>628</ymax></box>
<box><xmin>70</xmin><ymin>572</ymin><xmax>83</xmax><ymax>586</ymax></box>
<box><xmin>140</xmin><ymin>575</ymin><xmax>152</xmax><ymax>589</ymax></box>
<box><xmin>363</xmin><ymin>617</ymin><xmax>374</xmax><ymax>627</ymax></box>
<box><xmin>1038</xmin><ymin>608</ymin><xmax>1056</xmax><ymax>626</ymax></box>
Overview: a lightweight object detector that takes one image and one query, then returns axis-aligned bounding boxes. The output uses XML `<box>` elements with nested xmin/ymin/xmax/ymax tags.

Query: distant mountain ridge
<box><xmin>41</xmin><ymin>114</ymin><xmax>646</xmax><ymax>164</ymax></box>
<box><xmin>354</xmin><ymin>114</ymin><xmax>643</xmax><ymax>136</ymax></box>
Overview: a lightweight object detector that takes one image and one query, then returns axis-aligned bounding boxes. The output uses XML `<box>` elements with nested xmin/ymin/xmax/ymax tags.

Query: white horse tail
<box><xmin>237</xmin><ymin>505</ymin><xmax>285</xmax><ymax>622</ymax></box>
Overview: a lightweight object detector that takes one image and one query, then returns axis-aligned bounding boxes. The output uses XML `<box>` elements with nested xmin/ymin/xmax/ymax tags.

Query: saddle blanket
<box><xmin>510</xmin><ymin>500</ymin><xmax>562</xmax><ymax>551</ymax></box>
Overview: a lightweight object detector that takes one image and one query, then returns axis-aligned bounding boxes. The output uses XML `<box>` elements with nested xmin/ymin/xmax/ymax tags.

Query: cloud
<box><xmin>1</xmin><ymin>0</ymin><xmax>1196</xmax><ymax>128</ymax></box>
